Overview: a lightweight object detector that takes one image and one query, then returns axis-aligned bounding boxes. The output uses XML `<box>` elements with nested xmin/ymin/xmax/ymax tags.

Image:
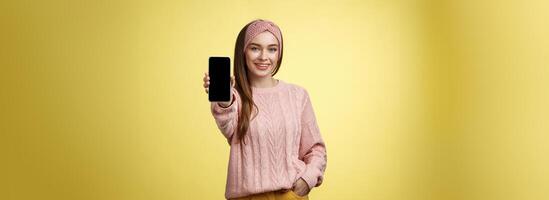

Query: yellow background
<box><xmin>1</xmin><ymin>0</ymin><xmax>548</xmax><ymax>199</ymax></box>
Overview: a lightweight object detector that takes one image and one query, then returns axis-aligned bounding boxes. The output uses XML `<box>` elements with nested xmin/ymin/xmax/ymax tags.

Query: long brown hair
<box><xmin>234</xmin><ymin>20</ymin><xmax>284</xmax><ymax>145</ymax></box>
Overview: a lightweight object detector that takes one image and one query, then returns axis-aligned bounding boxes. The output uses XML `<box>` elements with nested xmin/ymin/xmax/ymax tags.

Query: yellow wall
<box><xmin>1</xmin><ymin>0</ymin><xmax>547</xmax><ymax>199</ymax></box>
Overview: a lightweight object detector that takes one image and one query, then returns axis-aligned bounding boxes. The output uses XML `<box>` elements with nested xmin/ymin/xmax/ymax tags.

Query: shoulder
<box><xmin>280</xmin><ymin>79</ymin><xmax>306</xmax><ymax>92</ymax></box>
<box><xmin>279</xmin><ymin>80</ymin><xmax>311</xmax><ymax>101</ymax></box>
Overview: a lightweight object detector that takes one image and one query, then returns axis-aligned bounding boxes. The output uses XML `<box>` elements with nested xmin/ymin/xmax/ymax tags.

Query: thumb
<box><xmin>230</xmin><ymin>76</ymin><xmax>235</xmax><ymax>88</ymax></box>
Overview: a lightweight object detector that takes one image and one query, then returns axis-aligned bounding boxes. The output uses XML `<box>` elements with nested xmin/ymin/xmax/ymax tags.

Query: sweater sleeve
<box><xmin>210</xmin><ymin>88</ymin><xmax>240</xmax><ymax>145</ymax></box>
<box><xmin>298</xmin><ymin>90</ymin><xmax>327</xmax><ymax>189</ymax></box>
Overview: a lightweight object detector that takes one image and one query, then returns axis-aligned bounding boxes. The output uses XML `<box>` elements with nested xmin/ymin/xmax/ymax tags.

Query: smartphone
<box><xmin>208</xmin><ymin>57</ymin><xmax>231</xmax><ymax>102</ymax></box>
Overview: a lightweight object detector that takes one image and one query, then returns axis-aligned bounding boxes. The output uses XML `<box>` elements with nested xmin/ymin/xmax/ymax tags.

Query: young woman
<box><xmin>203</xmin><ymin>19</ymin><xmax>327</xmax><ymax>200</ymax></box>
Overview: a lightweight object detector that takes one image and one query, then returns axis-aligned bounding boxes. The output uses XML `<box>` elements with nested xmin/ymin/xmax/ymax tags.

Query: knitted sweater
<box><xmin>210</xmin><ymin>80</ymin><xmax>327</xmax><ymax>199</ymax></box>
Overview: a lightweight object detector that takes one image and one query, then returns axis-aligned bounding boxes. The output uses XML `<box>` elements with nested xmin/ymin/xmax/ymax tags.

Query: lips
<box><xmin>255</xmin><ymin>63</ymin><xmax>270</xmax><ymax>70</ymax></box>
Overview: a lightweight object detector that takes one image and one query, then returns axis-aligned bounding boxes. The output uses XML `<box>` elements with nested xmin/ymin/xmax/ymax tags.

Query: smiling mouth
<box><xmin>255</xmin><ymin>63</ymin><xmax>270</xmax><ymax>70</ymax></box>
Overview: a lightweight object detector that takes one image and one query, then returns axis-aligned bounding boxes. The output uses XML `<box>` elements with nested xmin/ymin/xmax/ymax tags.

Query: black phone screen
<box><xmin>208</xmin><ymin>57</ymin><xmax>231</xmax><ymax>102</ymax></box>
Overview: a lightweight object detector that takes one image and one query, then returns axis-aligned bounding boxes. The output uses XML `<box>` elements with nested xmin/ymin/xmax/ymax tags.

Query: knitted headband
<box><xmin>243</xmin><ymin>19</ymin><xmax>283</xmax><ymax>59</ymax></box>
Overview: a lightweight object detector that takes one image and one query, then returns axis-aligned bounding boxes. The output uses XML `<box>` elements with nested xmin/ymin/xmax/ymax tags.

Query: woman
<box><xmin>203</xmin><ymin>19</ymin><xmax>327</xmax><ymax>200</ymax></box>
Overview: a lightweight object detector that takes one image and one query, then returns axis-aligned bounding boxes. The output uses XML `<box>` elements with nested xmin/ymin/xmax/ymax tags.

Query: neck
<box><xmin>250</xmin><ymin>76</ymin><xmax>277</xmax><ymax>88</ymax></box>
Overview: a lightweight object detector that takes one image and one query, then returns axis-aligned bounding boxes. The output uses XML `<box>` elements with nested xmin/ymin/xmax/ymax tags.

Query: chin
<box><xmin>250</xmin><ymin>70</ymin><xmax>272</xmax><ymax>78</ymax></box>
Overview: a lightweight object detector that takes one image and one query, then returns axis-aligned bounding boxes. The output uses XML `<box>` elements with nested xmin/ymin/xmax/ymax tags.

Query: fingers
<box><xmin>203</xmin><ymin>72</ymin><xmax>209</xmax><ymax>82</ymax></box>
<box><xmin>203</xmin><ymin>73</ymin><xmax>233</xmax><ymax>95</ymax></box>
<box><xmin>203</xmin><ymin>72</ymin><xmax>210</xmax><ymax>94</ymax></box>
<box><xmin>203</xmin><ymin>80</ymin><xmax>210</xmax><ymax>88</ymax></box>
<box><xmin>203</xmin><ymin>72</ymin><xmax>210</xmax><ymax>84</ymax></box>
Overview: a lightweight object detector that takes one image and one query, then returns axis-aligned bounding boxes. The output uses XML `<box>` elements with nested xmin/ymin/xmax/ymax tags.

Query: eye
<box><xmin>269</xmin><ymin>48</ymin><xmax>277</xmax><ymax>52</ymax></box>
<box><xmin>251</xmin><ymin>47</ymin><xmax>259</xmax><ymax>51</ymax></box>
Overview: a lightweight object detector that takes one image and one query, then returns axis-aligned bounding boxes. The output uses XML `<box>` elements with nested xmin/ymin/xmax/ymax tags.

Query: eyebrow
<box><xmin>249</xmin><ymin>43</ymin><xmax>278</xmax><ymax>47</ymax></box>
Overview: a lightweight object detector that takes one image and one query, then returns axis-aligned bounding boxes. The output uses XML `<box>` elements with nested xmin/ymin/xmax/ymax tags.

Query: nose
<box><xmin>259</xmin><ymin>51</ymin><xmax>268</xmax><ymax>60</ymax></box>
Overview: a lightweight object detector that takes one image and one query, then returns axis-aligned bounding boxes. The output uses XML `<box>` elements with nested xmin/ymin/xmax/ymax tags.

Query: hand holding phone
<box><xmin>204</xmin><ymin>73</ymin><xmax>235</xmax><ymax>107</ymax></box>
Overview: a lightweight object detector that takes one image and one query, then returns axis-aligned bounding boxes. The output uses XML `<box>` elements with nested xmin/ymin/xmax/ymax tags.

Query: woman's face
<box><xmin>245</xmin><ymin>31</ymin><xmax>280</xmax><ymax>79</ymax></box>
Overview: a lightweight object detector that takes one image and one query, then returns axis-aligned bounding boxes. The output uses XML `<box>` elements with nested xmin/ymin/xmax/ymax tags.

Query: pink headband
<box><xmin>244</xmin><ymin>19</ymin><xmax>283</xmax><ymax>58</ymax></box>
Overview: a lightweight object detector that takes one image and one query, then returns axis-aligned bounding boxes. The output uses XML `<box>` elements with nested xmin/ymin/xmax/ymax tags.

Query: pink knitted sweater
<box><xmin>210</xmin><ymin>80</ymin><xmax>327</xmax><ymax>199</ymax></box>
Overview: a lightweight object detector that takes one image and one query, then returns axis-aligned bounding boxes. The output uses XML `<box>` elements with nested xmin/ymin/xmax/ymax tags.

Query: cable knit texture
<box><xmin>210</xmin><ymin>80</ymin><xmax>327</xmax><ymax>199</ymax></box>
